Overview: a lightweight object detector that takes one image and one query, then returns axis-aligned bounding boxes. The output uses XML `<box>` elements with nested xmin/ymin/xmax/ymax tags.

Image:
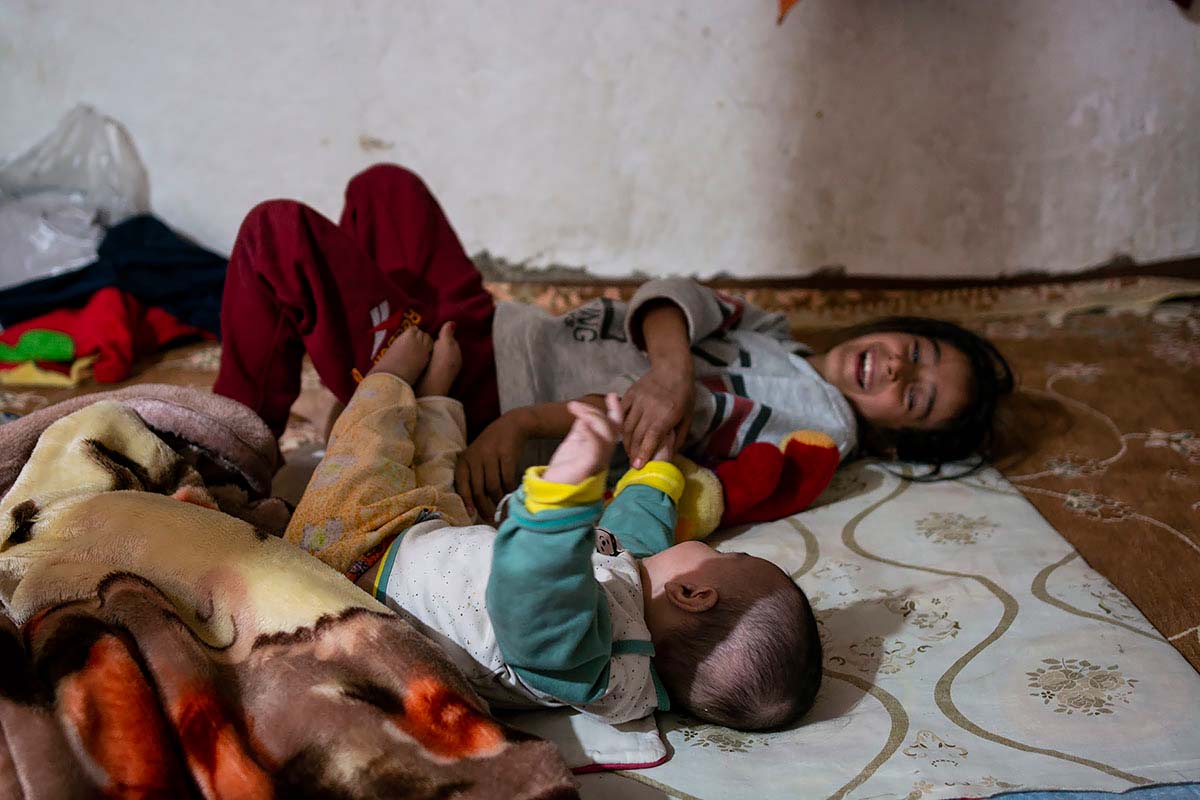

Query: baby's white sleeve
<box><xmin>573</xmin><ymin>568</ymin><xmax>669</xmax><ymax>725</ymax></box>
<box><xmin>576</xmin><ymin>653</ymin><xmax>662</xmax><ymax>725</ymax></box>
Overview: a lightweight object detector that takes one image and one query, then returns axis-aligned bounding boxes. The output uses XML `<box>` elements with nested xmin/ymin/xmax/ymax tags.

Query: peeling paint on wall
<box><xmin>358</xmin><ymin>134</ymin><xmax>394</xmax><ymax>152</ymax></box>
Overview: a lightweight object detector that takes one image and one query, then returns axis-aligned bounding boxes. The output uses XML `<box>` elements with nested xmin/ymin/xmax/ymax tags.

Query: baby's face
<box><xmin>653</xmin><ymin>541</ymin><xmax>782</xmax><ymax>589</ymax></box>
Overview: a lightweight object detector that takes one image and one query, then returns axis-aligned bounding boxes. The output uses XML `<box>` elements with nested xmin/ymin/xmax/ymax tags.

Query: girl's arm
<box><xmin>453</xmin><ymin>394</ymin><xmax>607</xmax><ymax>521</ymax></box>
<box><xmin>621</xmin><ymin>279</ymin><xmax>793</xmax><ymax>467</ymax></box>
<box><xmin>622</xmin><ymin>301</ymin><xmax>696</xmax><ymax>468</ymax></box>
<box><xmin>624</xmin><ymin>277</ymin><xmax>792</xmax><ymax>346</ymax></box>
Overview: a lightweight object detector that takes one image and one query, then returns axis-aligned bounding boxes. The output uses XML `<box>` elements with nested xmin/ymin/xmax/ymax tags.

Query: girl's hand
<box><xmin>543</xmin><ymin>394</ymin><xmax>624</xmax><ymax>485</ymax></box>
<box><xmin>621</xmin><ymin>363</ymin><xmax>695</xmax><ymax>469</ymax></box>
<box><xmin>455</xmin><ymin>412</ymin><xmax>528</xmax><ymax>521</ymax></box>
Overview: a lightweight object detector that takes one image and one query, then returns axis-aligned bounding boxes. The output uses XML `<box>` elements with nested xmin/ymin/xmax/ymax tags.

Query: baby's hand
<box><xmin>543</xmin><ymin>394</ymin><xmax>623</xmax><ymax>485</ymax></box>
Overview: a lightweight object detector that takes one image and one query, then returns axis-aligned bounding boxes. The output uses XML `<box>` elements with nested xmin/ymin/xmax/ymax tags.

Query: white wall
<box><xmin>2</xmin><ymin>0</ymin><xmax>1197</xmax><ymax>278</ymax></box>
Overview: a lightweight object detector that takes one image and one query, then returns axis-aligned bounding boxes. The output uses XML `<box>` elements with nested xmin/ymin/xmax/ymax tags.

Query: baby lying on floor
<box><xmin>286</xmin><ymin>324</ymin><xmax>822</xmax><ymax>730</ymax></box>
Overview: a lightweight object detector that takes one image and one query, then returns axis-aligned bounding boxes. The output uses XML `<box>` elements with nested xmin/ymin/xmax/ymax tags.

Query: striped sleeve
<box><xmin>695</xmin><ymin>376</ymin><xmax>775</xmax><ymax>459</ymax></box>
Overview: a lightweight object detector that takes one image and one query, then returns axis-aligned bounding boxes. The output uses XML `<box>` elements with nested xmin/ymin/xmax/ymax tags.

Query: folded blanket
<box><xmin>0</xmin><ymin>393</ymin><xmax>576</xmax><ymax>798</ymax></box>
<box><xmin>0</xmin><ymin>383</ymin><xmax>286</xmax><ymax>533</ymax></box>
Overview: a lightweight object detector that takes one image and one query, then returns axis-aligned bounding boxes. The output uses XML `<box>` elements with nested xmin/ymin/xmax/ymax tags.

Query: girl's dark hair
<box><xmin>835</xmin><ymin>317</ymin><xmax>1014</xmax><ymax>473</ymax></box>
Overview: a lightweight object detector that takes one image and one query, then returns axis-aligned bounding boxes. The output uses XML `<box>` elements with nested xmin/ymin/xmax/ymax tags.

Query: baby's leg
<box><xmin>413</xmin><ymin>324</ymin><xmax>471</xmax><ymax>524</ymax></box>
<box><xmin>413</xmin><ymin>399</ymin><xmax>469</xmax><ymax>521</ymax></box>
<box><xmin>285</xmin><ymin>329</ymin><xmax>441</xmax><ymax>575</ymax></box>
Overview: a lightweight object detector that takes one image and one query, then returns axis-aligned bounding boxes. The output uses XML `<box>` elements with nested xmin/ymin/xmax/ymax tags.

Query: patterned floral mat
<box><xmin>2</xmin><ymin>276</ymin><xmax>1197</xmax><ymax>676</ymax></box>
<box><xmin>579</xmin><ymin>459</ymin><xmax>1200</xmax><ymax>799</ymax></box>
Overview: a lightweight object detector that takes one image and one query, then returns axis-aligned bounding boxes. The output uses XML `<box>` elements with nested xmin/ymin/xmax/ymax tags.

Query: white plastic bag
<box><xmin>0</xmin><ymin>193</ymin><xmax>104</xmax><ymax>291</ymax></box>
<box><xmin>0</xmin><ymin>104</ymin><xmax>150</xmax><ymax>224</ymax></box>
<box><xmin>0</xmin><ymin>105</ymin><xmax>150</xmax><ymax>292</ymax></box>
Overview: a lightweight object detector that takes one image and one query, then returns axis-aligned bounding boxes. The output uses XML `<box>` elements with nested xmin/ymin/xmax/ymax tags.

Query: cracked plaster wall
<box><xmin>2</xmin><ymin>0</ymin><xmax>1197</xmax><ymax>278</ymax></box>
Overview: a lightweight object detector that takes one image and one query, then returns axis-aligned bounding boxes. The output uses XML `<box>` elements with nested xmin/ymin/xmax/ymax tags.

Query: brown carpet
<box><xmin>2</xmin><ymin>274</ymin><xmax>1197</xmax><ymax>671</ymax></box>
<box><xmin>982</xmin><ymin>302</ymin><xmax>1200</xmax><ymax>672</ymax></box>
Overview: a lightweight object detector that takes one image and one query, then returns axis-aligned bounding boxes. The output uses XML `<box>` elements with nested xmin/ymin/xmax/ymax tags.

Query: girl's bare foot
<box><xmin>415</xmin><ymin>322</ymin><xmax>463</xmax><ymax>397</ymax></box>
<box><xmin>368</xmin><ymin>325</ymin><xmax>433</xmax><ymax>385</ymax></box>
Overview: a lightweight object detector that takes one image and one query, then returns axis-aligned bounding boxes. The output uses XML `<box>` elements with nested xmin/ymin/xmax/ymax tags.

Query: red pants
<box><xmin>213</xmin><ymin>164</ymin><xmax>499</xmax><ymax>439</ymax></box>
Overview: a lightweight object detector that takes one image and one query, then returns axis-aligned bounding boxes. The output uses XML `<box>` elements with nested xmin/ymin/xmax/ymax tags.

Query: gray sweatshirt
<box><xmin>492</xmin><ymin>278</ymin><xmax>857</xmax><ymax>465</ymax></box>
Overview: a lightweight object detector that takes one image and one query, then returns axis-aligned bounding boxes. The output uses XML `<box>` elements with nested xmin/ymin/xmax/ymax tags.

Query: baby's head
<box><xmin>810</xmin><ymin>316</ymin><xmax>1013</xmax><ymax>467</ymax></box>
<box><xmin>640</xmin><ymin>541</ymin><xmax>821</xmax><ymax>731</ymax></box>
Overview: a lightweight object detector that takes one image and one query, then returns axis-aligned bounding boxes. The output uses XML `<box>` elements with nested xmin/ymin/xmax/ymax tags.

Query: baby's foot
<box><xmin>415</xmin><ymin>322</ymin><xmax>463</xmax><ymax>397</ymax></box>
<box><xmin>368</xmin><ymin>325</ymin><xmax>433</xmax><ymax>385</ymax></box>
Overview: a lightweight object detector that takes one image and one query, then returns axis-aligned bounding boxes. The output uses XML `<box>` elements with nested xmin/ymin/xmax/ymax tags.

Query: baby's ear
<box><xmin>664</xmin><ymin>581</ymin><xmax>718</xmax><ymax>614</ymax></box>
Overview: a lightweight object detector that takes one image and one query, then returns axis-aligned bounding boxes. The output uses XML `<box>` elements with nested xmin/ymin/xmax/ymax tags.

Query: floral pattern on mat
<box><xmin>1026</xmin><ymin>658</ymin><xmax>1138</xmax><ymax>717</ymax></box>
<box><xmin>915</xmin><ymin>512</ymin><xmax>998</xmax><ymax>545</ymax></box>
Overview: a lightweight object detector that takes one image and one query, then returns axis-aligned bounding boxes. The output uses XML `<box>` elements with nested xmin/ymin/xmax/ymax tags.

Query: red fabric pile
<box><xmin>0</xmin><ymin>287</ymin><xmax>210</xmax><ymax>383</ymax></box>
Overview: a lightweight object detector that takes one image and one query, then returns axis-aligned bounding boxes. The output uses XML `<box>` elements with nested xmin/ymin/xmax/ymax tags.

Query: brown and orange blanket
<box><xmin>0</xmin><ymin>386</ymin><xmax>576</xmax><ymax>799</ymax></box>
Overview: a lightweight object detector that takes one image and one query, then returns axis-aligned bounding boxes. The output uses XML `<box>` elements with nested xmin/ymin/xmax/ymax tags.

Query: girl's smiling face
<box><xmin>810</xmin><ymin>333</ymin><xmax>973</xmax><ymax>430</ymax></box>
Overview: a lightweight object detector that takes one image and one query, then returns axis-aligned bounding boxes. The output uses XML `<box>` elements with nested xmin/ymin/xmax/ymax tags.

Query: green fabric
<box><xmin>611</xmin><ymin>639</ymin><xmax>655</xmax><ymax>656</ymax></box>
<box><xmin>0</xmin><ymin>330</ymin><xmax>74</xmax><ymax>363</ymax></box>
<box><xmin>649</xmin><ymin>664</ymin><xmax>671</xmax><ymax>711</ymax></box>
<box><xmin>486</xmin><ymin>490</ymin><xmax>613</xmax><ymax>705</ymax></box>
<box><xmin>371</xmin><ymin>532</ymin><xmax>406</xmax><ymax>602</ymax></box>
<box><xmin>598</xmin><ymin>484</ymin><xmax>677</xmax><ymax>558</ymax></box>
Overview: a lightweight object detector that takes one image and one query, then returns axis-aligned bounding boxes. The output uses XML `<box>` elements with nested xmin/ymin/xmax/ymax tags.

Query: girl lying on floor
<box><xmin>213</xmin><ymin>163</ymin><xmax>1013</xmax><ymax>522</ymax></box>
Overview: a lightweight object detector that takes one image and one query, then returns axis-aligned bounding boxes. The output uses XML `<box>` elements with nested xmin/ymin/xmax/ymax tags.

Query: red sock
<box><xmin>716</xmin><ymin>442</ymin><xmax>784</xmax><ymax>527</ymax></box>
<box><xmin>720</xmin><ymin>432</ymin><xmax>840</xmax><ymax>526</ymax></box>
